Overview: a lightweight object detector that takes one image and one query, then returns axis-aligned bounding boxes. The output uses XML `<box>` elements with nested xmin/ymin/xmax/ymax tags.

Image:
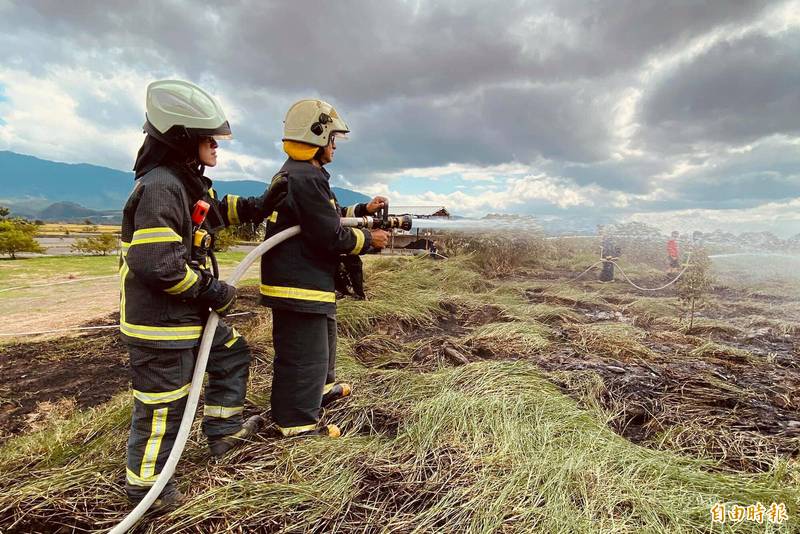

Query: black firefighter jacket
<box><xmin>120</xmin><ymin>164</ymin><xmax>269</xmax><ymax>348</ymax></box>
<box><xmin>260</xmin><ymin>158</ymin><xmax>372</xmax><ymax>315</ymax></box>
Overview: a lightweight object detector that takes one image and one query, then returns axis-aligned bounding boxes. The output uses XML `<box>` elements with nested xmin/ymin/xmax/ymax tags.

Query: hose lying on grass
<box><xmin>108</xmin><ymin>225</ymin><xmax>301</xmax><ymax>534</ymax></box>
<box><xmin>545</xmin><ymin>256</ymin><xmax>691</xmax><ymax>292</ymax></box>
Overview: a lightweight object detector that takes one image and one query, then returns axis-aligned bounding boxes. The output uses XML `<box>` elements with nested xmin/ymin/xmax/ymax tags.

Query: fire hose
<box><xmin>110</xmin><ymin>211</ymin><xmax>412</xmax><ymax>533</ymax></box>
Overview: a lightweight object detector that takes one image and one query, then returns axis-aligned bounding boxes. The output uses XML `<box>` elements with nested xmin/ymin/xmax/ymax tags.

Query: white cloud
<box><xmin>212</xmin><ymin>149</ymin><xmax>282</xmax><ymax>183</ymax></box>
<box><xmin>0</xmin><ymin>66</ymin><xmax>143</xmax><ymax>170</ymax></box>
<box><xmin>628</xmin><ymin>198</ymin><xmax>800</xmax><ymax>238</ymax></box>
<box><xmin>374</xmin><ymin>161</ymin><xmax>532</xmax><ymax>182</ymax></box>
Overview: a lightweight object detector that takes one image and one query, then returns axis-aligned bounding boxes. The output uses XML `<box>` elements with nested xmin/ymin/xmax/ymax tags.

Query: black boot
<box><xmin>208</xmin><ymin>415</ymin><xmax>264</xmax><ymax>458</ymax></box>
<box><xmin>321</xmin><ymin>382</ymin><xmax>352</xmax><ymax>407</ymax></box>
<box><xmin>126</xmin><ymin>480</ymin><xmax>186</xmax><ymax>513</ymax></box>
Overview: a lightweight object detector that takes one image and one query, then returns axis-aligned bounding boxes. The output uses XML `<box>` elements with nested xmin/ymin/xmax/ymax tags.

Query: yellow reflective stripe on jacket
<box><xmin>209</xmin><ymin>188</ymin><xmax>217</xmax><ymax>199</ymax></box>
<box><xmin>215</xmin><ymin>297</ymin><xmax>234</xmax><ymax>314</ymax></box>
<box><xmin>227</xmin><ymin>195</ymin><xmax>240</xmax><ymax>225</ymax></box>
<box><xmin>141</xmin><ymin>407</ymin><xmax>167</xmax><ymax>479</ymax></box>
<box><xmin>260</xmin><ymin>285</ymin><xmax>336</xmax><ymax>303</ymax></box>
<box><xmin>224</xmin><ymin>328</ymin><xmax>241</xmax><ymax>348</ymax></box>
<box><xmin>133</xmin><ymin>383</ymin><xmax>192</xmax><ymax>405</ymax></box>
<box><xmin>345</xmin><ymin>205</ymin><xmax>356</xmax><ymax>217</ymax></box>
<box><xmin>126</xmin><ymin>468</ymin><xmax>159</xmax><ymax>486</ymax></box>
<box><xmin>276</xmin><ymin>423</ymin><xmax>318</xmax><ymax>437</ymax></box>
<box><xmin>120</xmin><ymin>260</ymin><xmax>130</xmax><ymax>321</ymax></box>
<box><xmin>349</xmin><ymin>228</ymin><xmax>365</xmax><ymax>255</ymax></box>
<box><xmin>164</xmin><ymin>265</ymin><xmax>199</xmax><ymax>295</ymax></box>
<box><xmin>203</xmin><ymin>405</ymin><xmax>243</xmax><ymax>418</ymax></box>
<box><xmin>131</xmin><ymin>227</ymin><xmax>181</xmax><ymax>246</ymax></box>
<box><xmin>267</xmin><ymin>211</ymin><xmax>278</xmax><ymax>223</ymax></box>
<box><xmin>119</xmin><ymin>260</ymin><xmax>203</xmax><ymax>341</ymax></box>
<box><xmin>120</xmin><ymin>241</ymin><xmax>130</xmax><ymax>257</ymax></box>
<box><xmin>121</xmin><ymin>321</ymin><xmax>203</xmax><ymax>341</ymax></box>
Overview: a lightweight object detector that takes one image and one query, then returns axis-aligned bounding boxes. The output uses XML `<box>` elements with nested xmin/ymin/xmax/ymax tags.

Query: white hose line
<box><xmin>546</xmin><ymin>255</ymin><xmax>691</xmax><ymax>292</ymax></box>
<box><xmin>0</xmin><ymin>274</ymin><xmax>118</xmax><ymax>294</ymax></box>
<box><xmin>607</xmin><ymin>259</ymin><xmax>691</xmax><ymax>292</ymax></box>
<box><xmin>109</xmin><ymin>225</ymin><xmax>301</xmax><ymax>534</ymax></box>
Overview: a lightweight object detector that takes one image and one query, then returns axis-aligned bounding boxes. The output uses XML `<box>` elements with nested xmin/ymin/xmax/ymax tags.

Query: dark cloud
<box><xmin>640</xmin><ymin>30</ymin><xmax>800</xmax><ymax>150</ymax></box>
<box><xmin>333</xmin><ymin>82</ymin><xmax>615</xmax><ymax>179</ymax></box>
<box><xmin>668</xmin><ymin>137</ymin><xmax>800</xmax><ymax>204</ymax></box>
<box><xmin>555</xmin><ymin>157</ymin><xmax>668</xmax><ymax>194</ymax></box>
<box><xmin>550</xmin><ymin>0</ymin><xmax>775</xmax><ymax>74</ymax></box>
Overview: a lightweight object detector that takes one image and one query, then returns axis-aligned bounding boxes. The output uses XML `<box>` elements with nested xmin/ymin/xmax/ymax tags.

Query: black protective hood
<box><xmin>132</xmin><ymin>134</ymin><xmax>224</xmax><ymax>230</ymax></box>
<box><xmin>133</xmin><ymin>134</ymin><xmax>172</xmax><ymax>179</ymax></box>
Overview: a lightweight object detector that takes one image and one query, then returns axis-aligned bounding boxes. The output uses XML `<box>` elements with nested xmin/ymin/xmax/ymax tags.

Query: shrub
<box><xmin>213</xmin><ymin>226</ymin><xmax>239</xmax><ymax>252</ymax></box>
<box><xmin>676</xmin><ymin>246</ymin><xmax>714</xmax><ymax>332</ymax></box>
<box><xmin>0</xmin><ymin>219</ymin><xmax>44</xmax><ymax>259</ymax></box>
<box><xmin>439</xmin><ymin>232</ymin><xmax>550</xmax><ymax>277</ymax></box>
<box><xmin>71</xmin><ymin>233</ymin><xmax>119</xmax><ymax>256</ymax></box>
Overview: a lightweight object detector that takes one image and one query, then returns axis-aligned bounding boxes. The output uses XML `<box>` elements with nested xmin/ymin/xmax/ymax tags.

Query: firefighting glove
<box><xmin>261</xmin><ymin>172</ymin><xmax>288</xmax><ymax>215</ymax></box>
<box><xmin>197</xmin><ymin>270</ymin><xmax>237</xmax><ymax>316</ymax></box>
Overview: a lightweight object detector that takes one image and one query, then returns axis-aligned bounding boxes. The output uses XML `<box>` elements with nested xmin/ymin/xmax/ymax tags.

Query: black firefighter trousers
<box><xmin>271</xmin><ymin>309</ymin><xmax>337</xmax><ymax>435</ymax></box>
<box><xmin>125</xmin><ymin>322</ymin><xmax>250</xmax><ymax>494</ymax></box>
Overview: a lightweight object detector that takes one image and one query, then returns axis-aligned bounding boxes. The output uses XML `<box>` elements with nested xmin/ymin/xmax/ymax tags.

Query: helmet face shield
<box><xmin>181</xmin><ymin>121</ymin><xmax>233</xmax><ymax>142</ymax></box>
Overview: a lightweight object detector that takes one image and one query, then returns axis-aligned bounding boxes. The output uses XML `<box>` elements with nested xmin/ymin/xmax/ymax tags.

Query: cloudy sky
<box><xmin>0</xmin><ymin>0</ymin><xmax>799</xmax><ymax>235</ymax></box>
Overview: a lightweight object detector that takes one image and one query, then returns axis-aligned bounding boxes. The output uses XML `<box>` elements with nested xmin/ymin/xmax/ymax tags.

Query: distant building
<box><xmin>392</xmin><ymin>206</ymin><xmax>450</xmax><ymax>219</ymax></box>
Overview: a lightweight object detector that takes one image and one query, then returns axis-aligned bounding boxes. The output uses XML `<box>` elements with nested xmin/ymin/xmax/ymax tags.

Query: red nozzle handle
<box><xmin>192</xmin><ymin>200</ymin><xmax>210</xmax><ymax>226</ymax></box>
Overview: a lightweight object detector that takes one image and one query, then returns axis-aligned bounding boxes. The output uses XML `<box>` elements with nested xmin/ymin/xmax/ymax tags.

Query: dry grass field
<box><xmin>0</xmin><ymin>238</ymin><xmax>797</xmax><ymax>532</ymax></box>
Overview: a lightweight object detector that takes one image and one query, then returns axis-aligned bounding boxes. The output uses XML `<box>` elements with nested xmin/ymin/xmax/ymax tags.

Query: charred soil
<box><xmin>0</xmin><ymin>287</ymin><xmax>264</xmax><ymax>443</ymax></box>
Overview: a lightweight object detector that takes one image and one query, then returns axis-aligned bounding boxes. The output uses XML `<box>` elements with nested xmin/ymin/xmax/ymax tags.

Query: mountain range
<box><xmin>0</xmin><ymin>151</ymin><xmax>369</xmax><ymax>221</ymax></box>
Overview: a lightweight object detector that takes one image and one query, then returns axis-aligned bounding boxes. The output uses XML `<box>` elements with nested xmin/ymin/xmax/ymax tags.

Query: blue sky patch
<box><xmin>393</xmin><ymin>174</ymin><xmax>501</xmax><ymax>195</ymax></box>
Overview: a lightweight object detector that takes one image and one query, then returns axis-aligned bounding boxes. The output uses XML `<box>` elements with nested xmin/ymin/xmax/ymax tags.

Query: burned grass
<box><xmin>0</xmin><ymin>326</ymin><xmax>127</xmax><ymax>443</ymax></box>
<box><xmin>512</xmin><ymin>272</ymin><xmax>800</xmax><ymax>473</ymax></box>
<box><xmin>0</xmin><ymin>287</ymin><xmax>266</xmax><ymax>444</ymax></box>
<box><xmin>0</xmin><ymin>256</ymin><xmax>798</xmax><ymax>532</ymax></box>
<box><xmin>355</xmin><ymin>268</ymin><xmax>799</xmax><ymax>474</ymax></box>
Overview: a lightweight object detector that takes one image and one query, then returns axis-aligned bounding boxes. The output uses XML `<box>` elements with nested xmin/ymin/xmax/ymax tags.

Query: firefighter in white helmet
<box><xmin>122</xmin><ymin>80</ymin><xmax>283</xmax><ymax>510</ymax></box>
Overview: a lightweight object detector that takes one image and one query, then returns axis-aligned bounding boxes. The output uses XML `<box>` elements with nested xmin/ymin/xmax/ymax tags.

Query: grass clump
<box><xmin>689</xmin><ymin>341</ymin><xmax>754</xmax><ymax>364</ymax></box>
<box><xmin>337</xmin><ymin>256</ymin><xmax>482</xmax><ymax>336</ymax></box>
<box><xmin>572</xmin><ymin>323</ymin><xmax>655</xmax><ymax>361</ymax></box>
<box><xmin>623</xmin><ymin>297</ymin><xmax>681</xmax><ymax>327</ymax></box>
<box><xmin>465</xmin><ymin>321</ymin><xmax>551</xmax><ymax>358</ymax></box>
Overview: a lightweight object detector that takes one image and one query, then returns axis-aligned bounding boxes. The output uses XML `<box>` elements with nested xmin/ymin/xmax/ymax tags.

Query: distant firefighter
<box><xmin>667</xmin><ymin>231</ymin><xmax>680</xmax><ymax>275</ymax></box>
<box><xmin>598</xmin><ymin>225</ymin><xmax>620</xmax><ymax>282</ymax></box>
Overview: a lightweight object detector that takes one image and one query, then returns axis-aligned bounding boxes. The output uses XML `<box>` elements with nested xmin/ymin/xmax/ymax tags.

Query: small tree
<box><xmin>71</xmin><ymin>233</ymin><xmax>119</xmax><ymax>256</ymax></box>
<box><xmin>0</xmin><ymin>206</ymin><xmax>9</xmax><ymax>220</ymax></box>
<box><xmin>0</xmin><ymin>219</ymin><xmax>45</xmax><ymax>259</ymax></box>
<box><xmin>213</xmin><ymin>227</ymin><xmax>238</xmax><ymax>252</ymax></box>
<box><xmin>676</xmin><ymin>246</ymin><xmax>714</xmax><ymax>332</ymax></box>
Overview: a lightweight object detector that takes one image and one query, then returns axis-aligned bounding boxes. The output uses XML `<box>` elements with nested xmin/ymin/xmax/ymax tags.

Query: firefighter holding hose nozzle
<box><xmin>260</xmin><ymin>99</ymin><xmax>390</xmax><ymax>438</ymax></box>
